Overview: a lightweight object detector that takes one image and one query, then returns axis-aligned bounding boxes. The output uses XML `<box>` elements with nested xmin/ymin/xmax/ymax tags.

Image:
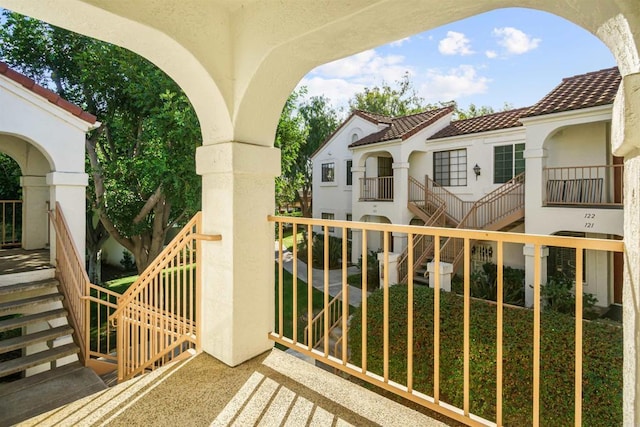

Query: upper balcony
<box><xmin>359</xmin><ymin>176</ymin><xmax>394</xmax><ymax>201</ymax></box>
<box><xmin>544</xmin><ymin>164</ymin><xmax>623</xmax><ymax>208</ymax></box>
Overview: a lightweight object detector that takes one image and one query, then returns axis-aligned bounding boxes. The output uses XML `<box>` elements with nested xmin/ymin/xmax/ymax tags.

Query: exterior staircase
<box><xmin>399</xmin><ymin>173</ymin><xmax>526</xmax><ymax>284</ymax></box>
<box><xmin>0</xmin><ymin>277</ymin><xmax>79</xmax><ymax>380</ymax></box>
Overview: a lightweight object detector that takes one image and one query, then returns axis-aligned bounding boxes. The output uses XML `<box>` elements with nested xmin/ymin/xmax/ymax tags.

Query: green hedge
<box><xmin>348</xmin><ymin>285</ymin><xmax>622</xmax><ymax>425</ymax></box>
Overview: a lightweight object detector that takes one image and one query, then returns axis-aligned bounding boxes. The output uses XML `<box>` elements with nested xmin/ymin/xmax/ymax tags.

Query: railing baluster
<box><xmin>308</xmin><ymin>224</ymin><xmax>313</xmax><ymax>350</ymax></box>
<box><xmin>278</xmin><ymin>222</ymin><xmax>284</xmax><ymax>337</ymax></box>
<box><xmin>434</xmin><ymin>233</ymin><xmax>440</xmax><ymax>403</ymax></box>
<box><xmin>342</xmin><ymin>226</ymin><xmax>348</xmax><ymax>364</ymax></box>
<box><xmin>383</xmin><ymin>231</ymin><xmax>389</xmax><ymax>383</ymax></box>
<box><xmin>463</xmin><ymin>238</ymin><xmax>470</xmax><ymax>416</ymax></box>
<box><xmin>407</xmin><ymin>233</ymin><xmax>414</xmax><ymax>393</ymax></box>
<box><xmin>575</xmin><ymin>247</ymin><xmax>584</xmax><ymax>426</ymax></box>
<box><xmin>362</xmin><ymin>229</ymin><xmax>368</xmax><ymax>374</ymax></box>
<box><xmin>497</xmin><ymin>241</ymin><xmax>504</xmax><ymax>426</ymax></box>
<box><xmin>533</xmin><ymin>243</ymin><xmax>541</xmax><ymax>427</ymax></box>
<box><xmin>324</xmin><ymin>225</ymin><xmax>330</xmax><ymax>357</ymax></box>
<box><xmin>293</xmin><ymin>223</ymin><xmax>298</xmax><ymax>345</ymax></box>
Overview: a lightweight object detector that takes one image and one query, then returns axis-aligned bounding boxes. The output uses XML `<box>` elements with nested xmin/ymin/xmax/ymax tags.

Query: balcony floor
<box><xmin>20</xmin><ymin>349</ymin><xmax>452</xmax><ymax>426</ymax></box>
<box><xmin>0</xmin><ymin>248</ymin><xmax>50</xmax><ymax>275</ymax></box>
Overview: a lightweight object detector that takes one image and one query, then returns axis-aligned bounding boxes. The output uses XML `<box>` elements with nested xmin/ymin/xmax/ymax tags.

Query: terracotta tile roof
<box><xmin>0</xmin><ymin>61</ymin><xmax>97</xmax><ymax>124</ymax></box>
<box><xmin>523</xmin><ymin>66</ymin><xmax>620</xmax><ymax>118</ymax></box>
<box><xmin>349</xmin><ymin>106</ymin><xmax>454</xmax><ymax>148</ymax></box>
<box><xmin>428</xmin><ymin>107</ymin><xmax>528</xmax><ymax>140</ymax></box>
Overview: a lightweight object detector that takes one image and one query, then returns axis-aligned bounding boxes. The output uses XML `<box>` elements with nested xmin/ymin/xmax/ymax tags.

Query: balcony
<box><xmin>271</xmin><ymin>215</ymin><xmax>623</xmax><ymax>426</ymax></box>
<box><xmin>544</xmin><ymin>164</ymin><xmax>623</xmax><ymax>207</ymax></box>
<box><xmin>359</xmin><ymin>176</ymin><xmax>394</xmax><ymax>201</ymax></box>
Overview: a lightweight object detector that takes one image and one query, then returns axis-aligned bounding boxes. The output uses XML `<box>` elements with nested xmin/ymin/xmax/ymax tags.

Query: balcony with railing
<box><xmin>359</xmin><ymin>176</ymin><xmax>394</xmax><ymax>201</ymax></box>
<box><xmin>544</xmin><ymin>164</ymin><xmax>623</xmax><ymax>207</ymax></box>
<box><xmin>270</xmin><ymin>215</ymin><xmax>623</xmax><ymax>426</ymax></box>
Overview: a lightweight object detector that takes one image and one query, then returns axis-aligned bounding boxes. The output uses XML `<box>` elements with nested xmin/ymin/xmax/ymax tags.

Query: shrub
<box><xmin>452</xmin><ymin>262</ymin><xmax>525</xmax><ymax>306</ymax></box>
<box><xmin>542</xmin><ymin>274</ymin><xmax>598</xmax><ymax>318</ymax></box>
<box><xmin>298</xmin><ymin>233</ymin><xmax>347</xmax><ymax>269</ymax></box>
<box><xmin>357</xmin><ymin>250</ymin><xmax>380</xmax><ymax>291</ymax></box>
<box><xmin>348</xmin><ymin>285</ymin><xmax>622</xmax><ymax>426</ymax></box>
<box><xmin>120</xmin><ymin>250</ymin><xmax>135</xmax><ymax>270</ymax></box>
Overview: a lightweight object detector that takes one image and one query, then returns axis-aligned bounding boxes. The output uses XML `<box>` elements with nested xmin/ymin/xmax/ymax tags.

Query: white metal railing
<box><xmin>359</xmin><ymin>176</ymin><xmax>394</xmax><ymax>201</ymax></box>
<box><xmin>269</xmin><ymin>215</ymin><xmax>623</xmax><ymax>426</ymax></box>
<box><xmin>544</xmin><ymin>164</ymin><xmax>623</xmax><ymax>206</ymax></box>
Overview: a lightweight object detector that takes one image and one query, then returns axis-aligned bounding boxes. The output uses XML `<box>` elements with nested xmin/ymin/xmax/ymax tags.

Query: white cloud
<box><xmin>301</xmin><ymin>49</ymin><xmax>416</xmax><ymax>108</ymax></box>
<box><xmin>389</xmin><ymin>37</ymin><xmax>410</xmax><ymax>47</ymax></box>
<box><xmin>438</xmin><ymin>31</ymin><xmax>474</xmax><ymax>56</ymax></box>
<box><xmin>492</xmin><ymin>27</ymin><xmax>541</xmax><ymax>55</ymax></box>
<box><xmin>485</xmin><ymin>50</ymin><xmax>498</xmax><ymax>59</ymax></box>
<box><xmin>418</xmin><ymin>65</ymin><xmax>490</xmax><ymax>102</ymax></box>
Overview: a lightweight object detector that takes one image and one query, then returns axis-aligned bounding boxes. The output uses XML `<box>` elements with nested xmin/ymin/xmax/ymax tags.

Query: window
<box><xmin>548</xmin><ymin>232</ymin><xmax>586</xmax><ymax>281</ymax></box>
<box><xmin>321</xmin><ymin>162</ymin><xmax>335</xmax><ymax>182</ymax></box>
<box><xmin>321</xmin><ymin>212</ymin><xmax>335</xmax><ymax>232</ymax></box>
<box><xmin>351</xmin><ymin>133</ymin><xmax>359</xmax><ymax>143</ymax></box>
<box><xmin>346</xmin><ymin>214</ymin><xmax>352</xmax><ymax>240</ymax></box>
<box><xmin>346</xmin><ymin>160</ymin><xmax>353</xmax><ymax>186</ymax></box>
<box><xmin>494</xmin><ymin>143</ymin><xmax>525</xmax><ymax>183</ymax></box>
<box><xmin>434</xmin><ymin>149</ymin><xmax>467</xmax><ymax>186</ymax></box>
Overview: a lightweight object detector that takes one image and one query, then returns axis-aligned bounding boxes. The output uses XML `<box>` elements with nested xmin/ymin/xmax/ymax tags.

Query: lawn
<box><xmin>349</xmin><ymin>285</ymin><xmax>622</xmax><ymax>426</ymax></box>
<box><xmin>274</xmin><ymin>265</ymin><xmax>325</xmax><ymax>345</ymax></box>
<box><xmin>278</xmin><ymin>226</ymin><xmax>304</xmax><ymax>251</ymax></box>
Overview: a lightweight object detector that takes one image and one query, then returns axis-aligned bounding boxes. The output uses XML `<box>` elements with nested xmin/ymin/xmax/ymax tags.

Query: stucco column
<box><xmin>523</xmin><ymin>244</ymin><xmax>549</xmax><ymax>308</ymax></box>
<box><xmin>20</xmin><ymin>176</ymin><xmax>48</xmax><ymax>250</ymax></box>
<box><xmin>196</xmin><ymin>141</ymin><xmax>280</xmax><ymax>367</ymax></box>
<box><xmin>522</xmin><ymin>147</ymin><xmax>547</xmax><ymax>233</ymax></box>
<box><xmin>351</xmin><ymin>166</ymin><xmax>365</xmax><ymax>205</ymax></box>
<box><xmin>613</xmin><ymin>72</ymin><xmax>640</xmax><ymax>425</ymax></box>
<box><xmin>351</xmin><ymin>229</ymin><xmax>362</xmax><ymax>265</ymax></box>
<box><xmin>392</xmin><ymin>162</ymin><xmax>409</xmax><ymax>221</ymax></box>
<box><xmin>47</xmin><ymin>172</ymin><xmax>88</xmax><ymax>265</ymax></box>
<box><xmin>392</xmin><ymin>232</ymin><xmax>408</xmax><ymax>255</ymax></box>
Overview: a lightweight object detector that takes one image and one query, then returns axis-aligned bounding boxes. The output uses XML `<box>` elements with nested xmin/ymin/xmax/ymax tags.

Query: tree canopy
<box><xmin>348</xmin><ymin>73</ymin><xmax>425</xmax><ymax>117</ymax></box>
<box><xmin>0</xmin><ymin>11</ymin><xmax>202</xmax><ymax>274</ymax></box>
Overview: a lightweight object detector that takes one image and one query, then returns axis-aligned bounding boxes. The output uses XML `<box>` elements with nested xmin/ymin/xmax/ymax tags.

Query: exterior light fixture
<box><xmin>473</xmin><ymin>164</ymin><xmax>481</xmax><ymax>180</ymax></box>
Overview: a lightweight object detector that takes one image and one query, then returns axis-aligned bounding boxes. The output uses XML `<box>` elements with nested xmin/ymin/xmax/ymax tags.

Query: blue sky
<box><xmin>298</xmin><ymin>8</ymin><xmax>615</xmax><ymax>114</ymax></box>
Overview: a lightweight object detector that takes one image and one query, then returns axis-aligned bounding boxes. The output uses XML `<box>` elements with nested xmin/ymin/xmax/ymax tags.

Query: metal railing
<box><xmin>1</xmin><ymin>200</ymin><xmax>22</xmax><ymax>248</ymax></box>
<box><xmin>269</xmin><ymin>214</ymin><xmax>622</xmax><ymax>426</ymax></box>
<box><xmin>544</xmin><ymin>164</ymin><xmax>623</xmax><ymax>206</ymax></box>
<box><xmin>49</xmin><ymin>203</ymin><xmax>121</xmax><ymax>373</ymax></box>
<box><xmin>443</xmin><ymin>173</ymin><xmax>525</xmax><ymax>270</ymax></box>
<box><xmin>424</xmin><ymin>175</ymin><xmax>474</xmax><ymax>222</ymax></box>
<box><xmin>303</xmin><ymin>290</ymin><xmax>344</xmax><ymax>353</ymax></box>
<box><xmin>109</xmin><ymin>212</ymin><xmax>219</xmax><ymax>382</ymax></box>
<box><xmin>359</xmin><ymin>176</ymin><xmax>394</xmax><ymax>201</ymax></box>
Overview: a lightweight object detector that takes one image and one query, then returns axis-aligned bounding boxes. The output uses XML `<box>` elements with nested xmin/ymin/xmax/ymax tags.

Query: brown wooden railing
<box><xmin>304</xmin><ymin>290</ymin><xmax>344</xmax><ymax>353</ymax></box>
<box><xmin>49</xmin><ymin>203</ymin><xmax>121</xmax><ymax>373</ymax></box>
<box><xmin>269</xmin><ymin>215</ymin><xmax>624</xmax><ymax>426</ymax></box>
<box><xmin>1</xmin><ymin>200</ymin><xmax>22</xmax><ymax>248</ymax></box>
<box><xmin>360</xmin><ymin>176</ymin><xmax>394</xmax><ymax>201</ymax></box>
<box><xmin>544</xmin><ymin>164</ymin><xmax>623</xmax><ymax>206</ymax></box>
<box><xmin>110</xmin><ymin>212</ymin><xmax>219</xmax><ymax>382</ymax></box>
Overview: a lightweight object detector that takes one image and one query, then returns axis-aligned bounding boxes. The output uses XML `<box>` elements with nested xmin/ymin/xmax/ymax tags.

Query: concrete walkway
<box><xmin>275</xmin><ymin>243</ymin><xmax>366</xmax><ymax>307</ymax></box>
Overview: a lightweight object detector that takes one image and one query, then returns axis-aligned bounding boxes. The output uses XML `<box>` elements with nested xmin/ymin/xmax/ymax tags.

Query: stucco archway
<box><xmin>1</xmin><ymin>3</ymin><xmax>638</xmax><ymax>421</ymax></box>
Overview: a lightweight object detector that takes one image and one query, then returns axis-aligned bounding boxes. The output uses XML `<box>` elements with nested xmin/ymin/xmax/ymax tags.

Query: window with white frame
<box><xmin>321</xmin><ymin>162</ymin><xmax>335</xmax><ymax>182</ymax></box>
<box><xmin>321</xmin><ymin>212</ymin><xmax>335</xmax><ymax>232</ymax></box>
<box><xmin>346</xmin><ymin>213</ymin><xmax>352</xmax><ymax>240</ymax></box>
<box><xmin>494</xmin><ymin>143</ymin><xmax>525</xmax><ymax>183</ymax></box>
<box><xmin>434</xmin><ymin>149</ymin><xmax>467</xmax><ymax>186</ymax></box>
<box><xmin>346</xmin><ymin>160</ymin><xmax>353</xmax><ymax>186</ymax></box>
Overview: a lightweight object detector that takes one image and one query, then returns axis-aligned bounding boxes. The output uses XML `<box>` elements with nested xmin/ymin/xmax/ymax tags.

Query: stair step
<box><xmin>0</xmin><ymin>279</ymin><xmax>59</xmax><ymax>297</ymax></box>
<box><xmin>0</xmin><ymin>308</ymin><xmax>68</xmax><ymax>333</ymax></box>
<box><xmin>0</xmin><ymin>293</ymin><xmax>63</xmax><ymax>316</ymax></box>
<box><xmin>0</xmin><ymin>325</ymin><xmax>74</xmax><ymax>355</ymax></box>
<box><xmin>0</xmin><ymin>343</ymin><xmax>78</xmax><ymax>379</ymax></box>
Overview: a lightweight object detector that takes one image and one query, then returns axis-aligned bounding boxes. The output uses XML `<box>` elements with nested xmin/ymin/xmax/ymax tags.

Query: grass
<box><xmin>103</xmin><ymin>275</ymin><xmax>138</xmax><ymax>294</ymax></box>
<box><xmin>279</xmin><ymin>227</ymin><xmax>304</xmax><ymax>251</ymax></box>
<box><xmin>275</xmin><ymin>265</ymin><xmax>325</xmax><ymax>345</ymax></box>
<box><xmin>349</xmin><ymin>285</ymin><xmax>622</xmax><ymax>425</ymax></box>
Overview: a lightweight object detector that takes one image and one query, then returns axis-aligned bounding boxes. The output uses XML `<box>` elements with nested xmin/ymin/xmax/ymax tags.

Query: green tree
<box><xmin>348</xmin><ymin>72</ymin><xmax>425</xmax><ymax>117</ymax></box>
<box><xmin>297</xmin><ymin>95</ymin><xmax>339</xmax><ymax>217</ymax></box>
<box><xmin>274</xmin><ymin>89</ymin><xmax>307</xmax><ymax>210</ymax></box>
<box><xmin>0</xmin><ymin>11</ymin><xmax>201</xmax><ymax>274</ymax></box>
<box><xmin>0</xmin><ymin>153</ymin><xmax>21</xmax><ymax>200</ymax></box>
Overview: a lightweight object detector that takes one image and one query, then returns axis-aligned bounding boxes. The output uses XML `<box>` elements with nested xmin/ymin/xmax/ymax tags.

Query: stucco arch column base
<box><xmin>47</xmin><ymin>172</ymin><xmax>88</xmax><ymax>265</ymax></box>
<box><xmin>196</xmin><ymin>142</ymin><xmax>280</xmax><ymax>367</ymax></box>
<box><xmin>20</xmin><ymin>176</ymin><xmax>48</xmax><ymax>250</ymax></box>
<box><xmin>523</xmin><ymin>244</ymin><xmax>549</xmax><ymax>308</ymax></box>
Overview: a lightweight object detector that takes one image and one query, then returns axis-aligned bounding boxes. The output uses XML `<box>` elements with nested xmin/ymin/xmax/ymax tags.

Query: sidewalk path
<box><xmin>275</xmin><ymin>242</ymin><xmax>366</xmax><ymax>307</ymax></box>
